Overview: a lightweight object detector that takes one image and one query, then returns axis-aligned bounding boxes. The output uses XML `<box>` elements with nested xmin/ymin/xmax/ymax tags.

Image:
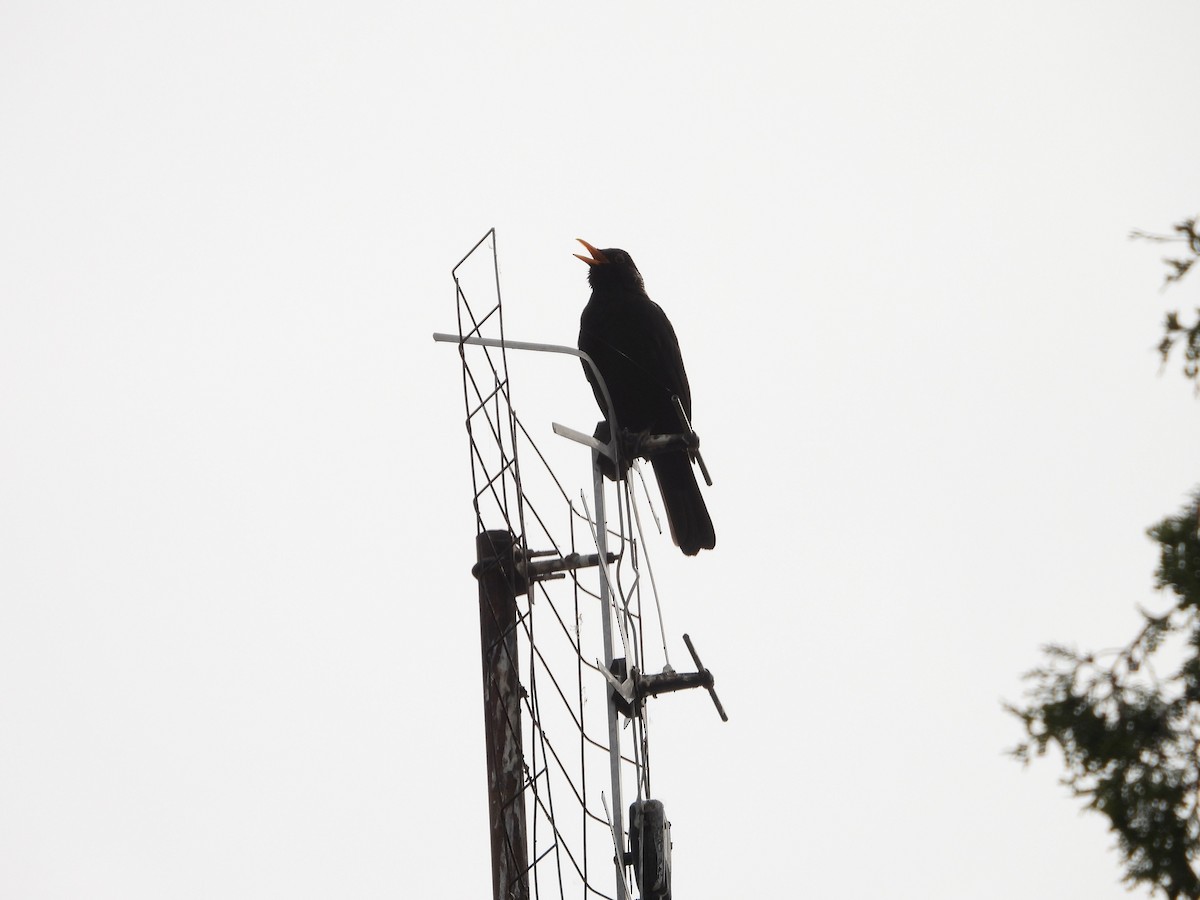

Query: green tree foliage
<box><xmin>1009</xmin><ymin>219</ymin><xmax>1200</xmax><ymax>899</ymax></box>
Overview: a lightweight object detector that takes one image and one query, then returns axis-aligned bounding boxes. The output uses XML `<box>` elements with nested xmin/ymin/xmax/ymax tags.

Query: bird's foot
<box><xmin>622</xmin><ymin>427</ymin><xmax>655</xmax><ymax>460</ymax></box>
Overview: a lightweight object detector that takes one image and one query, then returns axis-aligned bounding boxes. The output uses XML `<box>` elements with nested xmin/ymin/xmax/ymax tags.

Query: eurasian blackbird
<box><xmin>575</xmin><ymin>239</ymin><xmax>715</xmax><ymax>555</ymax></box>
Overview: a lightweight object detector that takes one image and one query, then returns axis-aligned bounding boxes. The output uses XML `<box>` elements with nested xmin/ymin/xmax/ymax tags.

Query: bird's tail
<box><xmin>650</xmin><ymin>453</ymin><xmax>716</xmax><ymax>556</ymax></box>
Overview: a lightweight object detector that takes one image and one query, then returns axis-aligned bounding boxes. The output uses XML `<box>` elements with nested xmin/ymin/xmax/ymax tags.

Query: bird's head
<box><xmin>574</xmin><ymin>239</ymin><xmax>644</xmax><ymax>291</ymax></box>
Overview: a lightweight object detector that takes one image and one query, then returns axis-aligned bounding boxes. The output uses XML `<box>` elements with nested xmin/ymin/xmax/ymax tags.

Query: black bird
<box><xmin>575</xmin><ymin>239</ymin><xmax>716</xmax><ymax>555</ymax></box>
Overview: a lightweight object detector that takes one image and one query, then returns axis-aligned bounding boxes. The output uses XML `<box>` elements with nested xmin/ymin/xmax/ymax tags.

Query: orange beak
<box><xmin>573</xmin><ymin>238</ymin><xmax>608</xmax><ymax>266</ymax></box>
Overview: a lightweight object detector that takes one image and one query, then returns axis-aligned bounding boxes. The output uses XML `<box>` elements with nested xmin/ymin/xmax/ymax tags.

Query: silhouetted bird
<box><xmin>575</xmin><ymin>239</ymin><xmax>716</xmax><ymax>556</ymax></box>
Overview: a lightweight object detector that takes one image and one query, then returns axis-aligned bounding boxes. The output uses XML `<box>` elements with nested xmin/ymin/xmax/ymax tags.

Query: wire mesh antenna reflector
<box><xmin>451</xmin><ymin>229</ymin><xmax>527</xmax><ymax>547</ymax></box>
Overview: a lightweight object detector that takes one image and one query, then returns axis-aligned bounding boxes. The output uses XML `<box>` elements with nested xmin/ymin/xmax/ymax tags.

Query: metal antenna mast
<box><xmin>436</xmin><ymin>229</ymin><xmax>727</xmax><ymax>900</ymax></box>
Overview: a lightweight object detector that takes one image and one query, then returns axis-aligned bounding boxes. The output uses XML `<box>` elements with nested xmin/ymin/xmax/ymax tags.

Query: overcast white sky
<box><xmin>3</xmin><ymin>2</ymin><xmax>1200</xmax><ymax>897</ymax></box>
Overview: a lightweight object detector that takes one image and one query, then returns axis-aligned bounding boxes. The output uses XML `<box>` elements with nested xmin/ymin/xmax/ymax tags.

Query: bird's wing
<box><xmin>641</xmin><ymin>299</ymin><xmax>692</xmax><ymax>417</ymax></box>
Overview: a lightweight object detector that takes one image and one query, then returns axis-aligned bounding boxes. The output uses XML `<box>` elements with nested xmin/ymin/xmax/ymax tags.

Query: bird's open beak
<box><xmin>573</xmin><ymin>239</ymin><xmax>608</xmax><ymax>266</ymax></box>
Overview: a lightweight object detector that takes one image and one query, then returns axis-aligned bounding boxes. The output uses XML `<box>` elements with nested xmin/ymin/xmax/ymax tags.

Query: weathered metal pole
<box><xmin>473</xmin><ymin>530</ymin><xmax>530</xmax><ymax>900</ymax></box>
